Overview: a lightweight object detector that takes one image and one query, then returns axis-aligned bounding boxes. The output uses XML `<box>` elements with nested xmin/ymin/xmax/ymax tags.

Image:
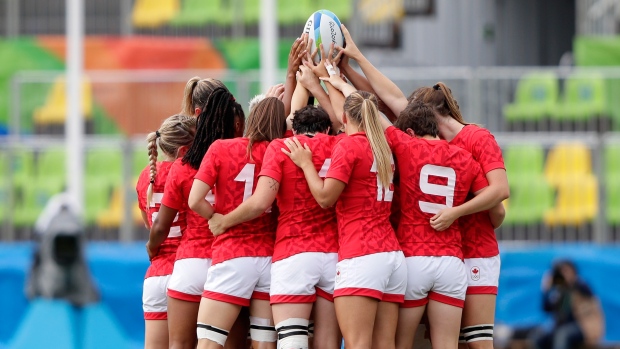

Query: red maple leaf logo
<box><xmin>472</xmin><ymin>268</ymin><xmax>479</xmax><ymax>274</ymax></box>
<box><xmin>337</xmin><ymin>271</ymin><xmax>340</xmax><ymax>275</ymax></box>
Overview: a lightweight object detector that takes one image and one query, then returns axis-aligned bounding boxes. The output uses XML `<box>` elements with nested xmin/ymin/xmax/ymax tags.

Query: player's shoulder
<box><xmin>464</xmin><ymin>124</ymin><xmax>496</xmax><ymax>141</ymax></box>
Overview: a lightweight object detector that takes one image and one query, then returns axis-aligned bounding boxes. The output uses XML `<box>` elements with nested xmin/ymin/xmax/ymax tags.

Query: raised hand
<box><xmin>265</xmin><ymin>83</ymin><xmax>285</xmax><ymax>100</ymax></box>
<box><xmin>296</xmin><ymin>65</ymin><xmax>320</xmax><ymax>91</ymax></box>
<box><xmin>335</xmin><ymin>24</ymin><xmax>362</xmax><ymax>61</ymax></box>
<box><xmin>287</xmin><ymin>34</ymin><xmax>309</xmax><ymax>75</ymax></box>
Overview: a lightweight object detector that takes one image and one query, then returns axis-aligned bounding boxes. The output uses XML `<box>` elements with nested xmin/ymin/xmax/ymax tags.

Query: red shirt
<box><xmin>136</xmin><ymin>162</ymin><xmax>184</xmax><ymax>277</ymax></box>
<box><xmin>161</xmin><ymin>158</ymin><xmax>214</xmax><ymax>260</ymax></box>
<box><xmin>325</xmin><ymin>132</ymin><xmax>401</xmax><ymax>261</ymax></box>
<box><xmin>260</xmin><ymin>133</ymin><xmax>339</xmax><ymax>262</ymax></box>
<box><xmin>386</xmin><ymin>127</ymin><xmax>488</xmax><ymax>259</ymax></box>
<box><xmin>195</xmin><ymin>138</ymin><xmax>277</xmax><ymax>265</ymax></box>
<box><xmin>449</xmin><ymin>125</ymin><xmax>505</xmax><ymax>258</ymax></box>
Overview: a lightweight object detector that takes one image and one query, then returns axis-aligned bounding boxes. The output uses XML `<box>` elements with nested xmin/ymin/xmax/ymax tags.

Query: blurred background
<box><xmin>0</xmin><ymin>0</ymin><xmax>619</xmax><ymax>348</ymax></box>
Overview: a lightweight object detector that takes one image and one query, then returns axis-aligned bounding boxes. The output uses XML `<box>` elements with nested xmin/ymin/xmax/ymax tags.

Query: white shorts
<box><xmin>403</xmin><ymin>256</ymin><xmax>467</xmax><ymax>308</ymax></box>
<box><xmin>202</xmin><ymin>257</ymin><xmax>271</xmax><ymax>306</ymax></box>
<box><xmin>334</xmin><ymin>251</ymin><xmax>407</xmax><ymax>303</ymax></box>
<box><xmin>167</xmin><ymin>258</ymin><xmax>212</xmax><ymax>302</ymax></box>
<box><xmin>464</xmin><ymin>255</ymin><xmax>501</xmax><ymax>295</ymax></box>
<box><xmin>270</xmin><ymin>252</ymin><xmax>338</xmax><ymax>303</ymax></box>
<box><xmin>143</xmin><ymin>275</ymin><xmax>171</xmax><ymax>320</ymax></box>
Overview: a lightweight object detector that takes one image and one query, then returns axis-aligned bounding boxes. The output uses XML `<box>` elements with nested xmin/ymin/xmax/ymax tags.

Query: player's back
<box><xmin>449</xmin><ymin>125</ymin><xmax>504</xmax><ymax>258</ymax></box>
<box><xmin>137</xmin><ymin>162</ymin><xmax>184</xmax><ymax>256</ymax></box>
<box><xmin>326</xmin><ymin>132</ymin><xmax>401</xmax><ymax>261</ymax></box>
<box><xmin>261</xmin><ymin>133</ymin><xmax>339</xmax><ymax>262</ymax></box>
<box><xmin>196</xmin><ymin>138</ymin><xmax>277</xmax><ymax>264</ymax></box>
<box><xmin>386</xmin><ymin>126</ymin><xmax>487</xmax><ymax>258</ymax></box>
<box><xmin>162</xmin><ymin>158</ymin><xmax>214</xmax><ymax>260</ymax></box>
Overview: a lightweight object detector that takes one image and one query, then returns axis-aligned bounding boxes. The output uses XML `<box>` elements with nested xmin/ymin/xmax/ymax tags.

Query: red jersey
<box><xmin>161</xmin><ymin>158</ymin><xmax>214</xmax><ymax>260</ymax></box>
<box><xmin>325</xmin><ymin>132</ymin><xmax>401</xmax><ymax>261</ymax></box>
<box><xmin>259</xmin><ymin>133</ymin><xmax>339</xmax><ymax>262</ymax></box>
<box><xmin>136</xmin><ymin>162</ymin><xmax>184</xmax><ymax>277</ymax></box>
<box><xmin>195</xmin><ymin>138</ymin><xmax>277</xmax><ymax>265</ymax></box>
<box><xmin>386</xmin><ymin>127</ymin><xmax>488</xmax><ymax>259</ymax></box>
<box><xmin>449</xmin><ymin>125</ymin><xmax>505</xmax><ymax>258</ymax></box>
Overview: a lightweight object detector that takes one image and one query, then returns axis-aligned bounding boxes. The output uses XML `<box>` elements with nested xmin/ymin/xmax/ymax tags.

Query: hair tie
<box><xmin>155</xmin><ymin>130</ymin><xmax>161</xmax><ymax>137</ymax></box>
<box><xmin>230</xmin><ymin>96</ymin><xmax>236</xmax><ymax>102</ymax></box>
<box><xmin>149</xmin><ymin>179</ymin><xmax>155</xmax><ymax>184</ymax></box>
<box><xmin>433</xmin><ymin>84</ymin><xmax>441</xmax><ymax>91</ymax></box>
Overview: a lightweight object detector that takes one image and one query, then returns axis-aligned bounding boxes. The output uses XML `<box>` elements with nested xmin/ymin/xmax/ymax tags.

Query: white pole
<box><xmin>260</xmin><ymin>0</ymin><xmax>278</xmax><ymax>93</ymax></box>
<box><xmin>66</xmin><ymin>0</ymin><xmax>85</xmax><ymax>216</ymax></box>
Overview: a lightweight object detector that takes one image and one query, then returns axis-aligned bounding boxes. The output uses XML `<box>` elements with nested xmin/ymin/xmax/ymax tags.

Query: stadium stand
<box><xmin>543</xmin><ymin>143</ymin><xmax>598</xmax><ymax>226</ymax></box>
<box><xmin>605</xmin><ymin>144</ymin><xmax>620</xmax><ymax>226</ymax></box>
<box><xmin>84</xmin><ymin>149</ymin><xmax>122</xmax><ymax>225</ymax></box>
<box><xmin>554</xmin><ymin>72</ymin><xmax>608</xmax><ymax>131</ymax></box>
<box><xmin>131</xmin><ymin>0</ymin><xmax>180</xmax><ymax>28</ymax></box>
<box><xmin>503</xmin><ymin>72</ymin><xmax>559</xmax><ymax>131</ymax></box>
<box><xmin>33</xmin><ymin>77</ymin><xmax>93</xmax><ymax>134</ymax></box>
<box><xmin>169</xmin><ymin>0</ymin><xmax>225</xmax><ymax>26</ymax></box>
<box><xmin>503</xmin><ymin>145</ymin><xmax>553</xmax><ymax>225</ymax></box>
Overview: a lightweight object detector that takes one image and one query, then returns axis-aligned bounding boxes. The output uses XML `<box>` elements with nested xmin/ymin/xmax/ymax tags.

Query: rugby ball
<box><xmin>302</xmin><ymin>10</ymin><xmax>344</xmax><ymax>64</ymax></box>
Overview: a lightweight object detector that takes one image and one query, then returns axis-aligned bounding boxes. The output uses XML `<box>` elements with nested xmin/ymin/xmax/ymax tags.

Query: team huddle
<box><xmin>136</xmin><ymin>25</ymin><xmax>509</xmax><ymax>349</ymax></box>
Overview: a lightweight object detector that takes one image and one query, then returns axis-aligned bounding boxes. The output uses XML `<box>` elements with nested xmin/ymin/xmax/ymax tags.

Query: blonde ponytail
<box><xmin>344</xmin><ymin>91</ymin><xmax>393</xmax><ymax>188</ymax></box>
<box><xmin>180</xmin><ymin>76</ymin><xmax>227</xmax><ymax>117</ymax></box>
<box><xmin>146</xmin><ymin>131</ymin><xmax>159</xmax><ymax>207</ymax></box>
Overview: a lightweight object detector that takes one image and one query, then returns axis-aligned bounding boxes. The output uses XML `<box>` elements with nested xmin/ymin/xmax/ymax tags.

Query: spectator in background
<box><xmin>531</xmin><ymin>260</ymin><xmax>604</xmax><ymax>349</ymax></box>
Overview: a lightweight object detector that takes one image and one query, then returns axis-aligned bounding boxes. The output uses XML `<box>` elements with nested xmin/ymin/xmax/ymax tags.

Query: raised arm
<box><xmin>337</xmin><ymin>25</ymin><xmax>408</xmax><ymax>116</ymax></box>
<box><xmin>287</xmin><ymin>79</ymin><xmax>310</xmax><ymax>130</ymax></box>
<box><xmin>282</xmin><ymin>34</ymin><xmax>309</xmax><ymax>116</ymax></box>
<box><xmin>188</xmin><ymin>179</ymin><xmax>215</xmax><ymax>220</ymax></box>
<box><xmin>339</xmin><ymin>54</ymin><xmax>375</xmax><ymax>94</ymax></box>
<box><xmin>297</xmin><ymin>65</ymin><xmax>340</xmax><ymax>131</ymax></box>
<box><xmin>209</xmin><ymin>176</ymin><xmax>279</xmax><ymax>236</ymax></box>
<box><xmin>282</xmin><ymin>137</ymin><xmax>346</xmax><ymax>208</ymax></box>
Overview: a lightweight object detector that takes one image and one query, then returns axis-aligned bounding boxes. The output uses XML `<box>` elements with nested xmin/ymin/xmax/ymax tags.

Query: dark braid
<box><xmin>182</xmin><ymin>87</ymin><xmax>245</xmax><ymax>169</ymax></box>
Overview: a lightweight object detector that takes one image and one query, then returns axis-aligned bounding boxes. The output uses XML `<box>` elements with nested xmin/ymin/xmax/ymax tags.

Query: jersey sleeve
<box><xmin>469</xmin><ymin>160</ymin><xmax>489</xmax><ymax>193</ymax></box>
<box><xmin>194</xmin><ymin>141</ymin><xmax>221</xmax><ymax>187</ymax></box>
<box><xmin>135</xmin><ymin>167</ymin><xmax>149</xmax><ymax>211</ymax></box>
<box><xmin>385</xmin><ymin>126</ymin><xmax>411</xmax><ymax>157</ymax></box>
<box><xmin>470</xmin><ymin>128</ymin><xmax>505</xmax><ymax>174</ymax></box>
<box><xmin>326</xmin><ymin>139</ymin><xmax>356</xmax><ymax>184</ymax></box>
<box><xmin>259</xmin><ymin>141</ymin><xmax>285</xmax><ymax>183</ymax></box>
<box><xmin>161</xmin><ymin>163</ymin><xmax>184</xmax><ymax>210</ymax></box>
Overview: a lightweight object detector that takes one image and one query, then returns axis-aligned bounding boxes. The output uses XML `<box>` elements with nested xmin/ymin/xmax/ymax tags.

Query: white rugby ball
<box><xmin>302</xmin><ymin>10</ymin><xmax>344</xmax><ymax>64</ymax></box>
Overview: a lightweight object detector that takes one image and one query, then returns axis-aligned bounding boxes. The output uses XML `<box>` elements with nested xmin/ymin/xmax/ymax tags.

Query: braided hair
<box><xmin>182</xmin><ymin>87</ymin><xmax>245</xmax><ymax>170</ymax></box>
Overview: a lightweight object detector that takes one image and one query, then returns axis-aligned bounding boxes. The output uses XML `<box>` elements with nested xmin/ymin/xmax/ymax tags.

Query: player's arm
<box><xmin>430</xmin><ymin>169</ymin><xmax>509</xmax><ymax>231</ymax></box>
<box><xmin>148</xmin><ymin>204</ymin><xmax>177</xmax><ymax>260</ymax></box>
<box><xmin>339</xmin><ymin>54</ymin><xmax>376</xmax><ymax>94</ymax></box>
<box><xmin>287</xmin><ymin>79</ymin><xmax>311</xmax><ymax>130</ymax></box>
<box><xmin>297</xmin><ymin>65</ymin><xmax>340</xmax><ymax>130</ymax></box>
<box><xmin>336</xmin><ymin>24</ymin><xmax>408</xmax><ymax>116</ymax></box>
<box><xmin>209</xmin><ymin>176</ymin><xmax>279</xmax><ymax>236</ymax></box>
<box><xmin>283</xmin><ymin>34</ymin><xmax>308</xmax><ymax>116</ymax></box>
<box><xmin>188</xmin><ymin>179</ymin><xmax>215</xmax><ymax>220</ymax></box>
<box><xmin>282</xmin><ymin>137</ymin><xmax>346</xmax><ymax>208</ymax></box>
<box><xmin>488</xmin><ymin>202</ymin><xmax>506</xmax><ymax>229</ymax></box>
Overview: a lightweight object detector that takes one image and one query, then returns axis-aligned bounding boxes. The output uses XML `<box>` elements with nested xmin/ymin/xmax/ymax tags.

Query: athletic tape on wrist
<box><xmin>197</xmin><ymin>322</ymin><xmax>228</xmax><ymax>346</ymax></box>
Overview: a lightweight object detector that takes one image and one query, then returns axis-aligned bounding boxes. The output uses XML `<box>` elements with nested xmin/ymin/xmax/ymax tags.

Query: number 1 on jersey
<box><xmin>234</xmin><ymin>163</ymin><xmax>256</xmax><ymax>202</ymax></box>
